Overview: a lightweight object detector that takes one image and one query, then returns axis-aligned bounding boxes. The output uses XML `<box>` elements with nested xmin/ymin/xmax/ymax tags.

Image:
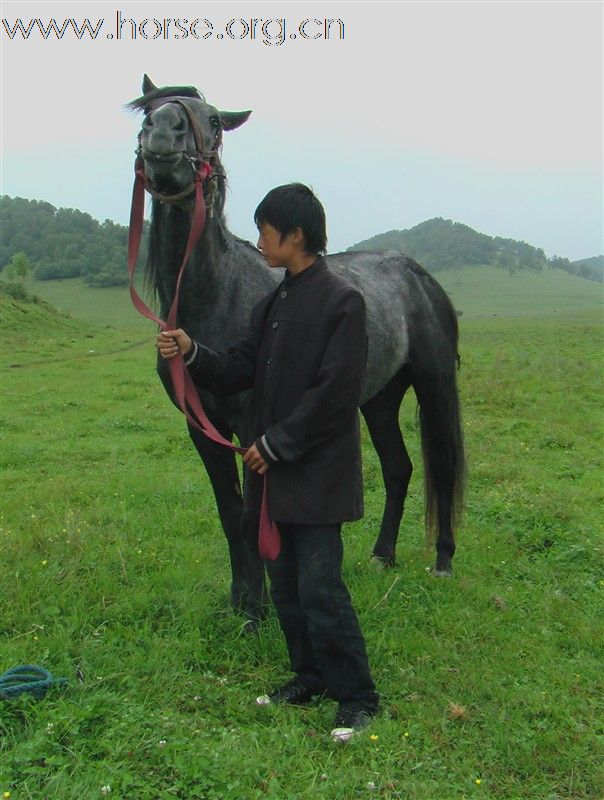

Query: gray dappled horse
<box><xmin>128</xmin><ymin>76</ymin><xmax>466</xmax><ymax>621</ymax></box>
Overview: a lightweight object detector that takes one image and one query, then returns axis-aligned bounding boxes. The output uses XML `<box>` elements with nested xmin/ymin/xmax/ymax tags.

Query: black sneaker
<box><xmin>330</xmin><ymin>703</ymin><xmax>375</xmax><ymax>742</ymax></box>
<box><xmin>256</xmin><ymin>678</ymin><xmax>318</xmax><ymax>707</ymax></box>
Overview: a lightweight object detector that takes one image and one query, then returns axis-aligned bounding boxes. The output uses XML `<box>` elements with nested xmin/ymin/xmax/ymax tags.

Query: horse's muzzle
<box><xmin>141</xmin><ymin>149</ymin><xmax>183</xmax><ymax>174</ymax></box>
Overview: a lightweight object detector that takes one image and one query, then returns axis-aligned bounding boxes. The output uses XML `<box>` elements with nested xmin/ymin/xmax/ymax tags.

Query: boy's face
<box><xmin>257</xmin><ymin>223</ymin><xmax>304</xmax><ymax>269</ymax></box>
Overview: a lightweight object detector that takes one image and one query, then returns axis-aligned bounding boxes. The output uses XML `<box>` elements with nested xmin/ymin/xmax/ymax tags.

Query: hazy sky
<box><xmin>1</xmin><ymin>1</ymin><xmax>602</xmax><ymax>260</ymax></box>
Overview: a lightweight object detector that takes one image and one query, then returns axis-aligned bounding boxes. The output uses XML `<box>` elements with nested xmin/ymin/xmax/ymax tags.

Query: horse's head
<box><xmin>127</xmin><ymin>74</ymin><xmax>251</xmax><ymax>200</ymax></box>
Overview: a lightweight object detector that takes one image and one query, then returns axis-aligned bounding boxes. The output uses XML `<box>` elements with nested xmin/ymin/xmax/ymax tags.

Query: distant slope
<box><xmin>436</xmin><ymin>266</ymin><xmax>602</xmax><ymax>318</ymax></box>
<box><xmin>27</xmin><ymin>276</ymin><xmax>152</xmax><ymax>330</ymax></box>
<box><xmin>570</xmin><ymin>255</ymin><xmax>604</xmax><ymax>282</ymax></box>
<box><xmin>0</xmin><ymin>285</ymin><xmax>152</xmax><ymax>369</ymax></box>
<box><xmin>348</xmin><ymin>217</ymin><xmax>548</xmax><ymax>273</ymax></box>
<box><xmin>348</xmin><ymin>218</ymin><xmax>603</xmax><ymax>282</ymax></box>
<box><xmin>22</xmin><ymin>266</ymin><xmax>603</xmax><ymax>325</ymax></box>
<box><xmin>0</xmin><ymin>282</ymin><xmax>79</xmax><ymax>336</ymax></box>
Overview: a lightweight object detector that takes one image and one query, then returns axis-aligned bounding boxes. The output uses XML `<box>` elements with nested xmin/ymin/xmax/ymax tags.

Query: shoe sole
<box><xmin>330</xmin><ymin>726</ymin><xmax>357</xmax><ymax>742</ymax></box>
<box><xmin>256</xmin><ymin>695</ymin><xmax>271</xmax><ymax>706</ymax></box>
<box><xmin>255</xmin><ymin>689</ymin><xmax>318</xmax><ymax>706</ymax></box>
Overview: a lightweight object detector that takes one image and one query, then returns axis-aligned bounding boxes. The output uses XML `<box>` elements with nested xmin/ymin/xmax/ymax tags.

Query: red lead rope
<box><xmin>127</xmin><ymin>158</ymin><xmax>281</xmax><ymax>560</ymax></box>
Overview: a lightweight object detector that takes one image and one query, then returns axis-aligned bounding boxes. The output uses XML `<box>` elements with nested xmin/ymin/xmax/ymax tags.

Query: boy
<box><xmin>158</xmin><ymin>183</ymin><xmax>379</xmax><ymax>741</ymax></box>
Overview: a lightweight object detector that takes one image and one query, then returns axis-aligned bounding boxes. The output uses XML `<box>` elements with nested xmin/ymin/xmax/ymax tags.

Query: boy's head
<box><xmin>254</xmin><ymin>183</ymin><xmax>327</xmax><ymax>256</ymax></box>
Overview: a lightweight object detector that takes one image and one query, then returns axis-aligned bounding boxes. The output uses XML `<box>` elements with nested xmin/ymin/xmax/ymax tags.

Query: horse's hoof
<box><xmin>230</xmin><ymin>586</ymin><xmax>247</xmax><ymax>613</ymax></box>
<box><xmin>371</xmin><ymin>555</ymin><xmax>394</xmax><ymax>570</ymax></box>
<box><xmin>240</xmin><ymin>618</ymin><xmax>260</xmax><ymax>635</ymax></box>
<box><xmin>429</xmin><ymin>566</ymin><xmax>453</xmax><ymax>578</ymax></box>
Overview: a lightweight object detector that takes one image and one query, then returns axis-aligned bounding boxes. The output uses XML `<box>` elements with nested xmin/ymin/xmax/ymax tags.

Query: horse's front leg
<box><xmin>187</xmin><ymin>422</ymin><xmax>256</xmax><ymax>613</ymax></box>
<box><xmin>238</xmin><ymin>470</ymin><xmax>269</xmax><ymax>628</ymax></box>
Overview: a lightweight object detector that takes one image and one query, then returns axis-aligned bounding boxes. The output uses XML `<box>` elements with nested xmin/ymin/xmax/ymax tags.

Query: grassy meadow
<box><xmin>0</xmin><ymin>268</ymin><xmax>603</xmax><ymax>800</ymax></box>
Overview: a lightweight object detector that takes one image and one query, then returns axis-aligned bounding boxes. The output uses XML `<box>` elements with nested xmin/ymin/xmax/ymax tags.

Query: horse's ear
<box><xmin>219</xmin><ymin>110</ymin><xmax>252</xmax><ymax>131</ymax></box>
<box><xmin>142</xmin><ymin>74</ymin><xmax>157</xmax><ymax>94</ymax></box>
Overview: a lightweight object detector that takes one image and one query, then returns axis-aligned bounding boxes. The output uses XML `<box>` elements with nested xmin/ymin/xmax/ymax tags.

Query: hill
<box><xmin>570</xmin><ymin>254</ymin><xmax>604</xmax><ymax>282</ymax></box>
<box><xmin>0</xmin><ymin>195</ymin><xmax>149</xmax><ymax>288</ymax></box>
<box><xmin>348</xmin><ymin>218</ymin><xmax>602</xmax><ymax>282</ymax></box>
<box><xmin>2</xmin><ymin>195</ymin><xmax>601</xmax><ymax>290</ymax></box>
<box><xmin>0</xmin><ymin>281</ymin><xmax>77</xmax><ymax>335</ymax></box>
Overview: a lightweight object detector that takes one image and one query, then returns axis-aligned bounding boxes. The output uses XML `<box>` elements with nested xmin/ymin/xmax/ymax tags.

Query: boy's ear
<box><xmin>292</xmin><ymin>227</ymin><xmax>307</xmax><ymax>247</ymax></box>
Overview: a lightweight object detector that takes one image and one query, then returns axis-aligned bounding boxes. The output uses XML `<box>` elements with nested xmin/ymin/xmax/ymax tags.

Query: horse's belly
<box><xmin>362</xmin><ymin>309</ymin><xmax>409</xmax><ymax>403</ymax></box>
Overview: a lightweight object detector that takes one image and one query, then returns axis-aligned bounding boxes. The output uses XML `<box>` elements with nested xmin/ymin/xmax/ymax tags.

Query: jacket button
<box><xmin>272</xmin><ymin>321</ymin><xmax>278</xmax><ymax>329</ymax></box>
<box><xmin>266</xmin><ymin>358</ymin><xmax>272</xmax><ymax>365</ymax></box>
<box><xmin>280</xmin><ymin>290</ymin><xmax>287</xmax><ymax>299</ymax></box>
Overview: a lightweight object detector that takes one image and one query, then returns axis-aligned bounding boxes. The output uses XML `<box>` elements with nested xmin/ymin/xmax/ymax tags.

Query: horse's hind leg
<box><xmin>187</xmin><ymin>423</ymin><xmax>259</xmax><ymax>613</ymax></box>
<box><xmin>361</xmin><ymin>367</ymin><xmax>413</xmax><ymax>567</ymax></box>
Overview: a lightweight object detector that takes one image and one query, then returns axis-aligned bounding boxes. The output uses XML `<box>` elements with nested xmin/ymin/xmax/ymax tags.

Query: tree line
<box><xmin>0</xmin><ymin>196</ymin><xmax>148</xmax><ymax>287</ymax></box>
<box><xmin>2</xmin><ymin>197</ymin><xmax>600</xmax><ymax>286</ymax></box>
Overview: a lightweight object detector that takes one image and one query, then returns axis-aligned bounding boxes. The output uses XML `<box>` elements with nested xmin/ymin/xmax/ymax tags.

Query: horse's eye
<box><xmin>209</xmin><ymin>116</ymin><xmax>220</xmax><ymax>128</ymax></box>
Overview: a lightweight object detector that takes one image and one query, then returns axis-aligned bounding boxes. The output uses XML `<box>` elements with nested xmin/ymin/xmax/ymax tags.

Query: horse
<box><xmin>127</xmin><ymin>75</ymin><xmax>466</xmax><ymax>622</ymax></box>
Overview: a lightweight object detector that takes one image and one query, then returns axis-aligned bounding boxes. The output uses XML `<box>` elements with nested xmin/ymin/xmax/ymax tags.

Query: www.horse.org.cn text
<box><xmin>1</xmin><ymin>14</ymin><xmax>346</xmax><ymax>46</ymax></box>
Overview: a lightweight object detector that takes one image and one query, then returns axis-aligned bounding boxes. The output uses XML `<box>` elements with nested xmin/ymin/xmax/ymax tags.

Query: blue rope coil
<box><xmin>0</xmin><ymin>665</ymin><xmax>68</xmax><ymax>700</ymax></box>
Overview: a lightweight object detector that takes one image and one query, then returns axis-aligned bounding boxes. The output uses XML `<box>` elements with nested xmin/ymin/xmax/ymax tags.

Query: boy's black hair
<box><xmin>254</xmin><ymin>183</ymin><xmax>327</xmax><ymax>255</ymax></box>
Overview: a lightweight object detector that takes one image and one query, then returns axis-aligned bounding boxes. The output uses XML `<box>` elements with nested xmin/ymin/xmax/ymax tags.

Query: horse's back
<box><xmin>325</xmin><ymin>250</ymin><xmax>458</xmax><ymax>400</ymax></box>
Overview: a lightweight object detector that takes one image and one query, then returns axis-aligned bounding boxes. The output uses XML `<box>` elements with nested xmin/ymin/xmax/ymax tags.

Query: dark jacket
<box><xmin>186</xmin><ymin>257</ymin><xmax>367</xmax><ymax>525</ymax></box>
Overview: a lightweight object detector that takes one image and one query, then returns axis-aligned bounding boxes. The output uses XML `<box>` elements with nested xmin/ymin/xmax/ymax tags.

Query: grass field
<box><xmin>0</xmin><ymin>275</ymin><xmax>603</xmax><ymax>799</ymax></box>
<box><xmin>27</xmin><ymin>278</ymin><xmax>152</xmax><ymax>332</ymax></box>
<box><xmin>438</xmin><ymin>266</ymin><xmax>602</xmax><ymax>318</ymax></box>
<box><xmin>27</xmin><ymin>264</ymin><xmax>603</xmax><ymax>328</ymax></box>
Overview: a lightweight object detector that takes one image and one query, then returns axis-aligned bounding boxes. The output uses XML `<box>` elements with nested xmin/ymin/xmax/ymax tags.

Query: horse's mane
<box><xmin>126</xmin><ymin>85</ymin><xmax>205</xmax><ymax>113</ymax></box>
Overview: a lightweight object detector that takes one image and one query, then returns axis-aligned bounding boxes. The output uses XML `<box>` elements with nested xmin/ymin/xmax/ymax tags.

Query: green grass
<box><xmin>0</xmin><ymin>290</ymin><xmax>602</xmax><ymax>799</ymax></box>
<box><xmin>437</xmin><ymin>266</ymin><xmax>602</xmax><ymax>318</ymax></box>
<box><xmin>28</xmin><ymin>277</ymin><xmax>152</xmax><ymax>331</ymax></box>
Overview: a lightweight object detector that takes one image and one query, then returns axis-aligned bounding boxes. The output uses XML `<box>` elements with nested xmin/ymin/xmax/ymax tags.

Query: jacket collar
<box><xmin>283</xmin><ymin>256</ymin><xmax>326</xmax><ymax>286</ymax></box>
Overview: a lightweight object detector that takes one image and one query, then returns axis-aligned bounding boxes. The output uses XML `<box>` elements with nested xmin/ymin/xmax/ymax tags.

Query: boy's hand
<box><xmin>157</xmin><ymin>329</ymin><xmax>193</xmax><ymax>360</ymax></box>
<box><xmin>243</xmin><ymin>444</ymin><xmax>269</xmax><ymax>475</ymax></box>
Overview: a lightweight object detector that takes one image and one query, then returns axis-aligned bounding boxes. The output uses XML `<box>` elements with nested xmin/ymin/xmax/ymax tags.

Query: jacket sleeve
<box><xmin>262</xmin><ymin>289</ymin><xmax>367</xmax><ymax>462</ymax></box>
<box><xmin>185</xmin><ymin>336</ymin><xmax>256</xmax><ymax>396</ymax></box>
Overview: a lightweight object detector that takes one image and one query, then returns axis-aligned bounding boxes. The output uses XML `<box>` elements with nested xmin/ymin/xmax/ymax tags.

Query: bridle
<box><xmin>134</xmin><ymin>97</ymin><xmax>222</xmax><ymax>206</ymax></box>
<box><xmin>127</xmin><ymin>96</ymin><xmax>281</xmax><ymax>562</ymax></box>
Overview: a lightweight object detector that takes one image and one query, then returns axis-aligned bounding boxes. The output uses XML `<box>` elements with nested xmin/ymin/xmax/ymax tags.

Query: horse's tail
<box><xmin>418</xmin><ymin>368</ymin><xmax>466</xmax><ymax>546</ymax></box>
<box><xmin>415</xmin><ymin>291</ymin><xmax>466</xmax><ymax>548</ymax></box>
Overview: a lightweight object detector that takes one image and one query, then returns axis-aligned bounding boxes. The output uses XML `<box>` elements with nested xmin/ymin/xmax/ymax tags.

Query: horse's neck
<box><xmin>149</xmin><ymin>202</ymin><xmax>275</xmax><ymax>342</ymax></box>
<box><xmin>151</xmin><ymin>203</ymin><xmax>231</xmax><ymax>316</ymax></box>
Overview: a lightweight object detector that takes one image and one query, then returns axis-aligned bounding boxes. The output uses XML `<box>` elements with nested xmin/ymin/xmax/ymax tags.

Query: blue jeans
<box><xmin>266</xmin><ymin>522</ymin><xmax>379</xmax><ymax>713</ymax></box>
